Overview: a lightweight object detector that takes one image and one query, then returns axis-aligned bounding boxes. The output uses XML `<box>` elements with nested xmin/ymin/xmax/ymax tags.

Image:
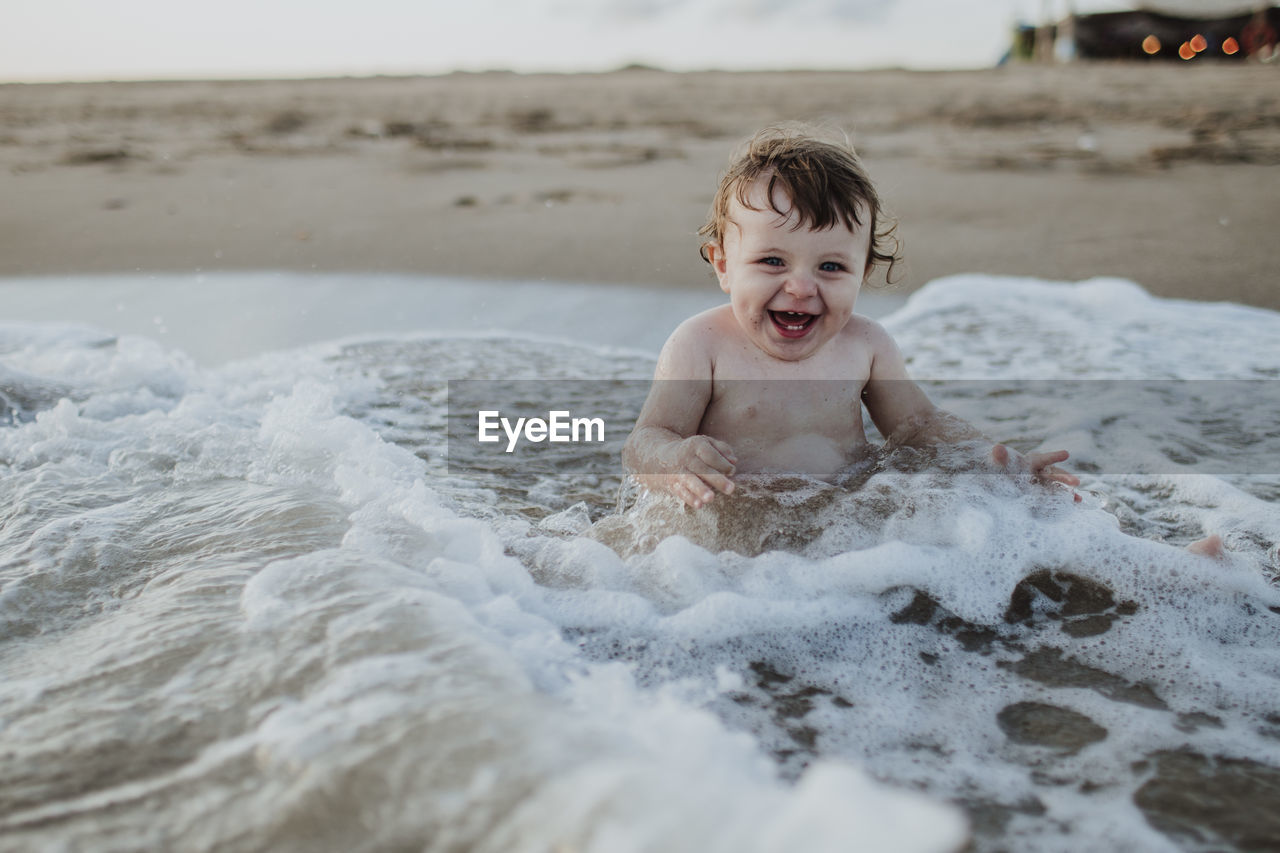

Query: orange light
<box><xmin>1142</xmin><ymin>34</ymin><xmax>1161</xmax><ymax>54</ymax></box>
<box><xmin>1223</xmin><ymin>37</ymin><xmax>1240</xmax><ymax>55</ymax></box>
<box><xmin>1178</xmin><ymin>41</ymin><xmax>1196</xmax><ymax>59</ymax></box>
<box><xmin>1190</xmin><ymin>33</ymin><xmax>1208</xmax><ymax>52</ymax></box>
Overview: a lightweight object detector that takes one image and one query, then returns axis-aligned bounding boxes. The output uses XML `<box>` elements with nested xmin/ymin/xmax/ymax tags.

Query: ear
<box><xmin>704</xmin><ymin>243</ymin><xmax>730</xmax><ymax>293</ymax></box>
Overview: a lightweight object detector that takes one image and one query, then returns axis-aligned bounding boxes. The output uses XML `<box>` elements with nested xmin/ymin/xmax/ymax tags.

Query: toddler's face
<box><xmin>709</xmin><ymin>178</ymin><xmax>870</xmax><ymax>362</ymax></box>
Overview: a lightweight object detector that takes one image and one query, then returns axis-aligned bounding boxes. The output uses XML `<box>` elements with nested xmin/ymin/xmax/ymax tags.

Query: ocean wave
<box><xmin>2</xmin><ymin>274</ymin><xmax>1278</xmax><ymax>852</ymax></box>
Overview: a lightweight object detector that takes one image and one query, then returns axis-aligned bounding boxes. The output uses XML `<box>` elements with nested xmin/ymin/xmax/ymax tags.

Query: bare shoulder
<box><xmin>655</xmin><ymin>305</ymin><xmax>734</xmax><ymax>380</ymax></box>
<box><xmin>838</xmin><ymin>314</ymin><xmax>902</xmax><ymax>355</ymax></box>
<box><xmin>840</xmin><ymin>313</ymin><xmax>894</xmax><ymax>346</ymax></box>
<box><xmin>841</xmin><ymin>314</ymin><xmax>910</xmax><ymax>378</ymax></box>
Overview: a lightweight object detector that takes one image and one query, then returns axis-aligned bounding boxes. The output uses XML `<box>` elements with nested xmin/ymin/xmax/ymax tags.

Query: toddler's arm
<box><xmin>860</xmin><ymin>322</ymin><xmax>1079</xmax><ymax>488</ymax></box>
<box><xmin>623</xmin><ymin>320</ymin><xmax>737</xmax><ymax>509</ymax></box>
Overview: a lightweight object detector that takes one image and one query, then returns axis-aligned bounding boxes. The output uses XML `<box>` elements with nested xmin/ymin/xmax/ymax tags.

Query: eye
<box><xmin>758</xmin><ymin>256</ymin><xmax>784</xmax><ymax>267</ymax></box>
<box><xmin>819</xmin><ymin>261</ymin><xmax>847</xmax><ymax>273</ymax></box>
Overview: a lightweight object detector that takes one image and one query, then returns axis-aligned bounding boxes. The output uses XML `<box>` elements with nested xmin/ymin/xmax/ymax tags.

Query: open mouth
<box><xmin>768</xmin><ymin>310</ymin><xmax>818</xmax><ymax>339</ymax></box>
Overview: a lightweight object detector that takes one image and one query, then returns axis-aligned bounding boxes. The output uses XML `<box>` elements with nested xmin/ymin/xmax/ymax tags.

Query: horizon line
<box><xmin>0</xmin><ymin>60</ymin><xmax>1010</xmax><ymax>87</ymax></box>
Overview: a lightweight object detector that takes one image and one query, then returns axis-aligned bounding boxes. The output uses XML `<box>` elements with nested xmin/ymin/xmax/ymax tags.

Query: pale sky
<box><xmin>5</xmin><ymin>0</ymin><xmax>1136</xmax><ymax>81</ymax></box>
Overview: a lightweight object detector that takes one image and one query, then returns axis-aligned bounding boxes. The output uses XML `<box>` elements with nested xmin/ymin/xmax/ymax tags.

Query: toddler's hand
<box><xmin>667</xmin><ymin>435</ymin><xmax>737</xmax><ymax>509</ymax></box>
<box><xmin>991</xmin><ymin>444</ymin><xmax>1081</xmax><ymax>491</ymax></box>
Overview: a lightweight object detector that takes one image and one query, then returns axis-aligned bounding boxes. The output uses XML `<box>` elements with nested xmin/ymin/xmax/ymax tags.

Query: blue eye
<box><xmin>759</xmin><ymin>257</ymin><xmax>784</xmax><ymax>266</ymax></box>
<box><xmin>819</xmin><ymin>261</ymin><xmax>845</xmax><ymax>272</ymax></box>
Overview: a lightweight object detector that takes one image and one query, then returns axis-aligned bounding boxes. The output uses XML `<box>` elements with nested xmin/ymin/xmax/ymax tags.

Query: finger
<box><xmin>696</xmin><ymin>440</ymin><xmax>737</xmax><ymax>473</ymax></box>
<box><xmin>1040</xmin><ymin>468</ymin><xmax>1081</xmax><ymax>487</ymax></box>
<box><xmin>662</xmin><ymin>475</ymin><xmax>698</xmax><ymax>507</ymax></box>
<box><xmin>678</xmin><ymin>474</ymin><xmax>716</xmax><ymax>508</ymax></box>
<box><xmin>688</xmin><ymin>460</ymin><xmax>736</xmax><ymax>495</ymax></box>
<box><xmin>674</xmin><ymin>482</ymin><xmax>702</xmax><ymax>509</ymax></box>
<box><xmin>664</xmin><ymin>477</ymin><xmax>691</xmax><ymax>505</ymax></box>
<box><xmin>990</xmin><ymin>444</ymin><xmax>1011</xmax><ymax>467</ymax></box>
<box><xmin>1026</xmin><ymin>449</ymin><xmax>1075</xmax><ymax>483</ymax></box>
<box><xmin>696</xmin><ymin>449</ymin><xmax>735</xmax><ymax>476</ymax></box>
<box><xmin>706</xmin><ymin>437</ymin><xmax>738</xmax><ymax>465</ymax></box>
<box><xmin>1028</xmin><ymin>449</ymin><xmax>1070</xmax><ymax>468</ymax></box>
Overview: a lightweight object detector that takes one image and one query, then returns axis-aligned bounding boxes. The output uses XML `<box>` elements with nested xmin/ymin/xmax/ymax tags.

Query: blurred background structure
<box><xmin>1011</xmin><ymin>1</ymin><xmax>1279</xmax><ymax>62</ymax></box>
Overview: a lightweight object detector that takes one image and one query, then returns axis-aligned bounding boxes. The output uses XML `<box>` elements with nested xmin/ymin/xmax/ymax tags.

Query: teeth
<box><xmin>774</xmin><ymin>311</ymin><xmax>811</xmax><ymax>332</ymax></box>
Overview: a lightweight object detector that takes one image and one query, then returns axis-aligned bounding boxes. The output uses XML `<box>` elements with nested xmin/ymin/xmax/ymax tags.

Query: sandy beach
<box><xmin>2</xmin><ymin>63</ymin><xmax>1278</xmax><ymax>307</ymax></box>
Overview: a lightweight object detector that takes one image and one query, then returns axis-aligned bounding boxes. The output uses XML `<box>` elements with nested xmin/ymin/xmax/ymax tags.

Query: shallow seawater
<box><xmin>2</xmin><ymin>274</ymin><xmax>1279</xmax><ymax>852</ymax></box>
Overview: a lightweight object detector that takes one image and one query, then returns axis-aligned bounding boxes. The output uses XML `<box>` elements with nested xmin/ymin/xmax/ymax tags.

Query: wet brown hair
<box><xmin>698</xmin><ymin>123</ymin><xmax>901</xmax><ymax>282</ymax></box>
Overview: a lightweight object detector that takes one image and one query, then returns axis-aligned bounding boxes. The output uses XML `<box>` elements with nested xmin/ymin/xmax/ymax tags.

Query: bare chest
<box><xmin>700</xmin><ymin>344</ymin><xmax>873</xmax><ymax>476</ymax></box>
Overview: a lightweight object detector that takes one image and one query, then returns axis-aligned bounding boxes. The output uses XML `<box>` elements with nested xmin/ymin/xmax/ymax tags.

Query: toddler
<box><xmin>623</xmin><ymin>124</ymin><xmax>1079</xmax><ymax>509</ymax></box>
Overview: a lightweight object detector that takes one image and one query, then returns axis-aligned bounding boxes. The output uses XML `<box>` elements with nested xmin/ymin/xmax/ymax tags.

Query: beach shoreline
<box><xmin>2</xmin><ymin>64</ymin><xmax>1278</xmax><ymax>307</ymax></box>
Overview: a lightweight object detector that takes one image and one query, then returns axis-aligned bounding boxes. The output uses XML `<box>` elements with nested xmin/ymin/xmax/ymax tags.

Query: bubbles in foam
<box><xmin>3</xmin><ymin>275</ymin><xmax>1280</xmax><ymax>851</ymax></box>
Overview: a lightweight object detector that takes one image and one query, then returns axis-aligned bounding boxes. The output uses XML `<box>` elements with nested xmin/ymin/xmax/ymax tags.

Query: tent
<box><xmin>1066</xmin><ymin>2</ymin><xmax>1278</xmax><ymax>59</ymax></box>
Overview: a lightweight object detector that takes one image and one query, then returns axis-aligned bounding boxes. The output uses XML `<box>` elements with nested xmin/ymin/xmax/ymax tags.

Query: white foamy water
<box><xmin>2</xmin><ymin>273</ymin><xmax>1279</xmax><ymax>852</ymax></box>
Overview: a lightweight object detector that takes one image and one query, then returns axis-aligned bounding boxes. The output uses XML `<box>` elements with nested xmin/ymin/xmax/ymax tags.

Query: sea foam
<box><xmin>1</xmin><ymin>273</ymin><xmax>1278</xmax><ymax>852</ymax></box>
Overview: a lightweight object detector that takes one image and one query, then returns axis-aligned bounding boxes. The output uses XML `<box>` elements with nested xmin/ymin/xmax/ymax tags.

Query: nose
<box><xmin>783</xmin><ymin>274</ymin><xmax>818</xmax><ymax>299</ymax></box>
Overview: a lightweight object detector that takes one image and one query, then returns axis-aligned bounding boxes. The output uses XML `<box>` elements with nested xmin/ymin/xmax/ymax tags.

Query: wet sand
<box><xmin>2</xmin><ymin>63</ymin><xmax>1278</xmax><ymax>307</ymax></box>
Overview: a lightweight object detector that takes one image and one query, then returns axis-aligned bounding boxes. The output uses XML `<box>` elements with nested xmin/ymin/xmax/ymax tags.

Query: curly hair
<box><xmin>698</xmin><ymin>123</ymin><xmax>901</xmax><ymax>282</ymax></box>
